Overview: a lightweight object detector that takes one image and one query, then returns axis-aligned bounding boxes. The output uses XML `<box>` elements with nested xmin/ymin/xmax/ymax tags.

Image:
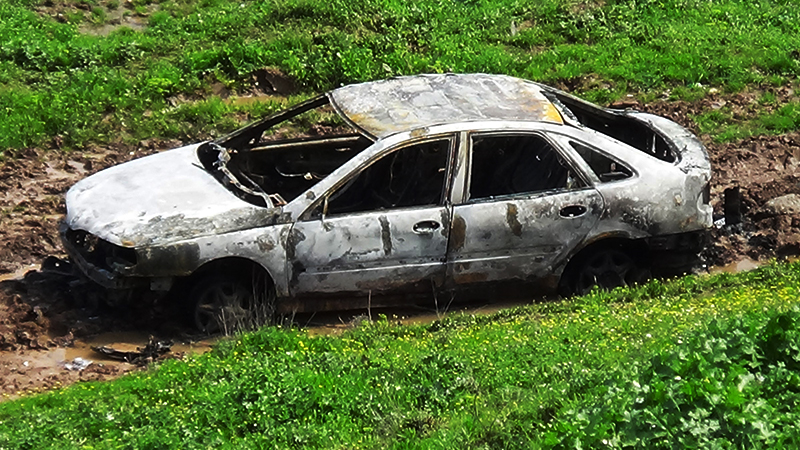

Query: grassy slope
<box><xmin>0</xmin><ymin>262</ymin><xmax>799</xmax><ymax>448</ymax></box>
<box><xmin>1</xmin><ymin>0</ymin><xmax>799</xmax><ymax>152</ymax></box>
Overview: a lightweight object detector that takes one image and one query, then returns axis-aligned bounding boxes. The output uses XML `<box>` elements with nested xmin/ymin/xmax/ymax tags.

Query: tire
<box><xmin>187</xmin><ymin>272</ymin><xmax>275</xmax><ymax>334</ymax></box>
<box><xmin>570</xmin><ymin>248</ymin><xmax>650</xmax><ymax>296</ymax></box>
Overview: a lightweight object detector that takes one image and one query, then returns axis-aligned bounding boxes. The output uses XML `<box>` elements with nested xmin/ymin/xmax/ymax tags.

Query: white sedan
<box><xmin>61</xmin><ymin>74</ymin><xmax>712</xmax><ymax>332</ymax></box>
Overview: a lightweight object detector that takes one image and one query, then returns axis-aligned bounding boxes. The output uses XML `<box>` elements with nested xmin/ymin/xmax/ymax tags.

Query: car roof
<box><xmin>329</xmin><ymin>73</ymin><xmax>564</xmax><ymax>138</ymax></box>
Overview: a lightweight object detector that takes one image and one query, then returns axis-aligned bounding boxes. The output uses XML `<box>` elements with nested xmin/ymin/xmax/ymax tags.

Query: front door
<box><xmin>289</xmin><ymin>137</ymin><xmax>455</xmax><ymax>296</ymax></box>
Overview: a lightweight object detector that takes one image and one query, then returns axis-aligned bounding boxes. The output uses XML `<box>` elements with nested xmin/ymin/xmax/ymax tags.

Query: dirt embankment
<box><xmin>0</xmin><ymin>91</ymin><xmax>799</xmax><ymax>399</ymax></box>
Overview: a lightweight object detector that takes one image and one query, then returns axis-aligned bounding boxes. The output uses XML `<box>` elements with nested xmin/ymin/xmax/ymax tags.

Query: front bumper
<box><xmin>59</xmin><ymin>222</ymin><xmax>147</xmax><ymax>290</ymax></box>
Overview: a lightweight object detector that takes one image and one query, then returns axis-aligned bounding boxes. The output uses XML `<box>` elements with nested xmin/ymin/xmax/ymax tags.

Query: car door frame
<box><xmin>282</xmin><ymin>130</ymin><xmax>461</xmax><ymax>299</ymax></box>
<box><xmin>444</xmin><ymin>127</ymin><xmax>605</xmax><ymax>288</ymax></box>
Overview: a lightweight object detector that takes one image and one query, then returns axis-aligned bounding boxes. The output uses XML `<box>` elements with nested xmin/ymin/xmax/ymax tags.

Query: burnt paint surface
<box><xmin>447</xmin><ymin>189</ymin><xmax>604</xmax><ymax>286</ymax></box>
<box><xmin>379</xmin><ymin>215</ymin><xmax>393</xmax><ymax>255</ymax></box>
<box><xmin>331</xmin><ymin>74</ymin><xmax>563</xmax><ymax>138</ymax></box>
<box><xmin>65</xmin><ymin>145</ymin><xmax>280</xmax><ymax>248</ymax></box>
<box><xmin>119</xmin><ymin>211</ymin><xmax>276</xmax><ymax>248</ymax></box>
<box><xmin>136</xmin><ymin>243</ymin><xmax>201</xmax><ymax>277</ymax></box>
<box><xmin>449</xmin><ymin>215</ymin><xmax>467</xmax><ymax>252</ymax></box>
<box><xmin>288</xmin><ymin>206</ymin><xmax>450</xmax><ymax>295</ymax></box>
<box><xmin>109</xmin><ymin>224</ymin><xmax>294</xmax><ymax>296</ymax></box>
<box><xmin>505</xmin><ymin>204</ymin><xmax>523</xmax><ymax>237</ymax></box>
<box><xmin>285</xmin><ymin>227</ymin><xmax>307</xmax><ymax>288</ymax></box>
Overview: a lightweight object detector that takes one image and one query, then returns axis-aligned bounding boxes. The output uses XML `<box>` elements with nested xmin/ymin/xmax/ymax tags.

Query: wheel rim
<box><xmin>194</xmin><ymin>280</ymin><xmax>252</xmax><ymax>334</ymax></box>
<box><xmin>575</xmin><ymin>249</ymin><xmax>639</xmax><ymax>295</ymax></box>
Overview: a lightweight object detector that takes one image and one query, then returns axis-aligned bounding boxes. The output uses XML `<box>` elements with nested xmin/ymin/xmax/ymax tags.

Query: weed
<box><xmin>65</xmin><ymin>10</ymin><xmax>84</xmax><ymax>23</ymax></box>
<box><xmin>90</xmin><ymin>6</ymin><xmax>105</xmax><ymax>24</ymax></box>
<box><xmin>552</xmin><ymin>307</ymin><xmax>800</xmax><ymax>447</ymax></box>
<box><xmin>759</xmin><ymin>91</ymin><xmax>777</xmax><ymax>106</ymax></box>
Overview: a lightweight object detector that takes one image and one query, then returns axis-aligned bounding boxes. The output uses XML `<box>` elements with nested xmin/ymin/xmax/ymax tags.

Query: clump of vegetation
<box><xmin>553</xmin><ymin>308</ymin><xmax>800</xmax><ymax>448</ymax></box>
<box><xmin>0</xmin><ymin>261</ymin><xmax>799</xmax><ymax>448</ymax></box>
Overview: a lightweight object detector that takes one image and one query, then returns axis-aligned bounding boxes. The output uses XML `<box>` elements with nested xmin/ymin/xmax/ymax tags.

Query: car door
<box><xmin>288</xmin><ymin>136</ymin><xmax>456</xmax><ymax>296</ymax></box>
<box><xmin>446</xmin><ymin>131</ymin><xmax>604</xmax><ymax>286</ymax></box>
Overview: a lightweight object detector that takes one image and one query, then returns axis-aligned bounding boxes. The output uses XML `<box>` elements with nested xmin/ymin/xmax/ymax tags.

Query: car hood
<box><xmin>64</xmin><ymin>144</ymin><xmax>279</xmax><ymax>248</ymax></box>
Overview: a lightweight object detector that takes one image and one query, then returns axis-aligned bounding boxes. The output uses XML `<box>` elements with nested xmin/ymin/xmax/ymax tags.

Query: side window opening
<box><xmin>319</xmin><ymin>139</ymin><xmax>451</xmax><ymax>217</ymax></box>
<box><xmin>570</xmin><ymin>142</ymin><xmax>633</xmax><ymax>182</ymax></box>
<box><xmin>469</xmin><ymin>134</ymin><xmax>585</xmax><ymax>201</ymax></box>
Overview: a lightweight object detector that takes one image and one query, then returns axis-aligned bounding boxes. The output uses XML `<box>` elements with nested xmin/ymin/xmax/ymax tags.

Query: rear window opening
<box><xmin>549</xmin><ymin>92</ymin><xmax>676</xmax><ymax>163</ymax></box>
<box><xmin>198</xmin><ymin>96</ymin><xmax>374</xmax><ymax>207</ymax></box>
<box><xmin>570</xmin><ymin>142</ymin><xmax>633</xmax><ymax>182</ymax></box>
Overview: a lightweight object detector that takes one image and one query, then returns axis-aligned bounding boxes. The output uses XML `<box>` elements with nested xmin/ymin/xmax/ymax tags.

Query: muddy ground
<box><xmin>1</xmin><ymin>91</ymin><xmax>799</xmax><ymax>400</ymax></box>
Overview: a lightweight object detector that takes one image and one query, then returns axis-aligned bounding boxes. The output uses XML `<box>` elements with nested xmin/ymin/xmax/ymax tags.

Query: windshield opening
<box><xmin>199</xmin><ymin>96</ymin><xmax>373</xmax><ymax>207</ymax></box>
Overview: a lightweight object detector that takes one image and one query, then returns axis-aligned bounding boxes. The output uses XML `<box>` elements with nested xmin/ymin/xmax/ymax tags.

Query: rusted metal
<box><xmin>61</xmin><ymin>74</ymin><xmax>713</xmax><ymax>319</ymax></box>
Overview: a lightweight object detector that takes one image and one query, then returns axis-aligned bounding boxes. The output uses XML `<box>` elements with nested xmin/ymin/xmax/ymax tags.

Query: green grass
<box><xmin>1</xmin><ymin>261</ymin><xmax>800</xmax><ymax>448</ymax></box>
<box><xmin>694</xmin><ymin>100</ymin><xmax>800</xmax><ymax>142</ymax></box>
<box><xmin>554</xmin><ymin>308</ymin><xmax>800</xmax><ymax>448</ymax></box>
<box><xmin>1</xmin><ymin>0</ymin><xmax>800</xmax><ymax>152</ymax></box>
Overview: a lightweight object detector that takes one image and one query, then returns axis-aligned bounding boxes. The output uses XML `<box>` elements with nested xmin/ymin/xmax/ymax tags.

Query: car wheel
<box><xmin>188</xmin><ymin>274</ymin><xmax>274</xmax><ymax>334</ymax></box>
<box><xmin>572</xmin><ymin>248</ymin><xmax>650</xmax><ymax>296</ymax></box>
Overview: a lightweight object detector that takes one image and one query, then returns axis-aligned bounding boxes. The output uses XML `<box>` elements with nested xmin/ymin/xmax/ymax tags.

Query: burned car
<box><xmin>61</xmin><ymin>74</ymin><xmax>712</xmax><ymax>332</ymax></box>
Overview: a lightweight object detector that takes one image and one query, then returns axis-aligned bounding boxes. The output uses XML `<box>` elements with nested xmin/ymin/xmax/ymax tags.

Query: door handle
<box><xmin>413</xmin><ymin>220</ymin><xmax>441</xmax><ymax>234</ymax></box>
<box><xmin>560</xmin><ymin>205</ymin><xmax>587</xmax><ymax>218</ymax></box>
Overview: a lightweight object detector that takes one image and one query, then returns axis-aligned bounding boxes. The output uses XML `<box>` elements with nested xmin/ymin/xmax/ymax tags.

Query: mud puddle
<box><xmin>303</xmin><ymin>297</ymin><xmax>547</xmax><ymax>336</ymax></box>
<box><xmin>1</xmin><ymin>329</ymin><xmax>216</xmax><ymax>402</ymax></box>
<box><xmin>709</xmin><ymin>257</ymin><xmax>760</xmax><ymax>274</ymax></box>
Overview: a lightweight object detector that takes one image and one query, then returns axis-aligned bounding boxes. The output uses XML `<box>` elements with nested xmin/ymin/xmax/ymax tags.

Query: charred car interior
<box><xmin>61</xmin><ymin>74</ymin><xmax>713</xmax><ymax>333</ymax></box>
<box><xmin>197</xmin><ymin>97</ymin><xmax>374</xmax><ymax>208</ymax></box>
<box><xmin>546</xmin><ymin>91</ymin><xmax>676</xmax><ymax>163</ymax></box>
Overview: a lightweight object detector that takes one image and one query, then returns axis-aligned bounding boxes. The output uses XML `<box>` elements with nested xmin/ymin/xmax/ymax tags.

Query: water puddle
<box><xmin>304</xmin><ymin>297</ymin><xmax>541</xmax><ymax>336</ymax></box>
<box><xmin>0</xmin><ymin>264</ymin><xmax>39</xmax><ymax>283</ymax></box>
<box><xmin>710</xmin><ymin>257</ymin><xmax>760</xmax><ymax>274</ymax></box>
<box><xmin>0</xmin><ymin>330</ymin><xmax>217</xmax><ymax>401</ymax></box>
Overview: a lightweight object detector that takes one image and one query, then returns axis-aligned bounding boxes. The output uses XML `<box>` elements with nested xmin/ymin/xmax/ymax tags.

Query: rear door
<box><xmin>446</xmin><ymin>132</ymin><xmax>603</xmax><ymax>286</ymax></box>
